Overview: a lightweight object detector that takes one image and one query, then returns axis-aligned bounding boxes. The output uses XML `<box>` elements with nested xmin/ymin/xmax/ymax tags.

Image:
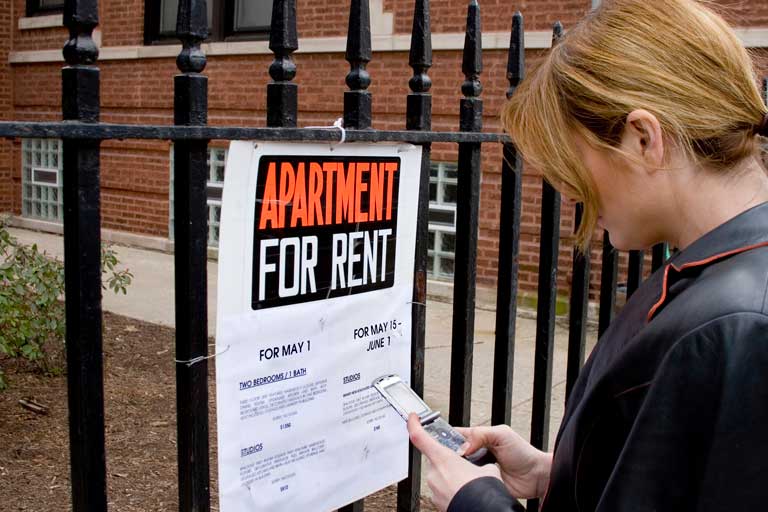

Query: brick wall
<box><xmin>11</xmin><ymin>0</ymin><xmax>599</xmax><ymax>51</ymax></box>
<box><xmin>5</xmin><ymin>0</ymin><xmax>768</xmax><ymax>307</ymax></box>
<box><xmin>716</xmin><ymin>0</ymin><xmax>768</xmax><ymax>27</ymax></box>
<box><xmin>384</xmin><ymin>0</ymin><xmax>592</xmax><ymax>33</ymax></box>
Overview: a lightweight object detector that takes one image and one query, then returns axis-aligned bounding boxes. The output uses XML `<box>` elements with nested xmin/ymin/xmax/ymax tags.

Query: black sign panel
<box><xmin>251</xmin><ymin>155</ymin><xmax>401</xmax><ymax>310</ymax></box>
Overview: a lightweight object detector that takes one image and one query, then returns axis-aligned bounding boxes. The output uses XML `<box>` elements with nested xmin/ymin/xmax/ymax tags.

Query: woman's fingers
<box><xmin>454</xmin><ymin>425</ymin><xmax>498</xmax><ymax>455</ymax></box>
<box><xmin>407</xmin><ymin>413</ymin><xmax>456</xmax><ymax>464</ymax></box>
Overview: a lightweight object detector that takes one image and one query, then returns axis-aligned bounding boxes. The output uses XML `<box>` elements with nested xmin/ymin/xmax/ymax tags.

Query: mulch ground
<box><xmin>0</xmin><ymin>312</ymin><xmax>438</xmax><ymax>511</ymax></box>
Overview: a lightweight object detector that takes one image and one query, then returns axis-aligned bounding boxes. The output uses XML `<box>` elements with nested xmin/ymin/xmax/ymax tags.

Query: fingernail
<box><xmin>458</xmin><ymin>442</ymin><xmax>470</xmax><ymax>455</ymax></box>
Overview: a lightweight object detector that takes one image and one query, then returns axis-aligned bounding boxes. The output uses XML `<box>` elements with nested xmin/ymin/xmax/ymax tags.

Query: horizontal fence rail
<box><xmin>0</xmin><ymin>121</ymin><xmax>508</xmax><ymax>144</ymax></box>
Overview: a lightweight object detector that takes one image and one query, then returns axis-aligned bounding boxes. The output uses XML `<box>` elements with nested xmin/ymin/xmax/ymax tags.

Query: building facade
<box><xmin>2</xmin><ymin>0</ymin><xmax>768</xmax><ymax>306</ymax></box>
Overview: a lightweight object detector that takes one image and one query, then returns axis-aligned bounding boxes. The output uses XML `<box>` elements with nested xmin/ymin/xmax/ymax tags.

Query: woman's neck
<box><xmin>665</xmin><ymin>156</ymin><xmax>768</xmax><ymax>250</ymax></box>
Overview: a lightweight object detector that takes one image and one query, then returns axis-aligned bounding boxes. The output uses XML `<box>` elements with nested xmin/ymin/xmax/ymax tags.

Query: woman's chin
<box><xmin>605</xmin><ymin>231</ymin><xmax>647</xmax><ymax>252</ymax></box>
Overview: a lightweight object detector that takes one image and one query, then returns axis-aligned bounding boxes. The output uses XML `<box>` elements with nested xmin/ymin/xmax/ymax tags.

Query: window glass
<box><xmin>439</xmin><ymin>257</ymin><xmax>455</xmax><ymax>276</ymax></box>
<box><xmin>441</xmin><ymin>233</ymin><xmax>456</xmax><ymax>253</ymax></box>
<box><xmin>159</xmin><ymin>0</ymin><xmax>179</xmax><ymax>35</ymax></box>
<box><xmin>233</xmin><ymin>0</ymin><xmax>272</xmax><ymax>31</ymax></box>
<box><xmin>443</xmin><ymin>183</ymin><xmax>457</xmax><ymax>203</ymax></box>
<box><xmin>158</xmin><ymin>0</ymin><xmax>213</xmax><ymax>36</ymax></box>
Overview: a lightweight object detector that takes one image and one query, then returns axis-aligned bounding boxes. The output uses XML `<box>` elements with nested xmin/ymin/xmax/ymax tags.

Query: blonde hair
<box><xmin>502</xmin><ymin>0</ymin><xmax>767</xmax><ymax>249</ymax></box>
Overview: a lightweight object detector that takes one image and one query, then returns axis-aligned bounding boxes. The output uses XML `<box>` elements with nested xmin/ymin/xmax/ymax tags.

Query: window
<box><xmin>21</xmin><ymin>139</ymin><xmax>64</xmax><ymax>223</ymax></box>
<box><xmin>169</xmin><ymin>146</ymin><xmax>227</xmax><ymax>247</ymax></box>
<box><xmin>145</xmin><ymin>0</ymin><xmax>273</xmax><ymax>44</ymax></box>
<box><xmin>25</xmin><ymin>0</ymin><xmax>64</xmax><ymax>17</ymax></box>
<box><xmin>428</xmin><ymin>162</ymin><xmax>458</xmax><ymax>280</ymax></box>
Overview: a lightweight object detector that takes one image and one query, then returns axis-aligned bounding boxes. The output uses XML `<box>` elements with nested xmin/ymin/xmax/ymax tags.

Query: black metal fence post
<box><xmin>565</xmin><ymin>204</ymin><xmax>589</xmax><ymax>403</ymax></box>
<box><xmin>397</xmin><ymin>0</ymin><xmax>432</xmax><ymax>510</ymax></box>
<box><xmin>651</xmin><ymin>242</ymin><xmax>668</xmax><ymax>272</ymax></box>
<box><xmin>528</xmin><ymin>20</ymin><xmax>563</xmax><ymax>512</ymax></box>
<box><xmin>597</xmin><ymin>232</ymin><xmax>618</xmax><ymax>338</ymax></box>
<box><xmin>626</xmin><ymin>250</ymin><xmax>644</xmax><ymax>299</ymax></box>
<box><xmin>61</xmin><ymin>1</ymin><xmax>107</xmax><ymax>510</ymax></box>
<box><xmin>449</xmin><ymin>0</ymin><xmax>483</xmax><ymax>428</ymax></box>
<box><xmin>173</xmin><ymin>1</ymin><xmax>210</xmax><ymax>510</ymax></box>
<box><xmin>339</xmin><ymin>4</ymin><xmax>372</xmax><ymax>509</ymax></box>
<box><xmin>267</xmin><ymin>0</ymin><xmax>298</xmax><ymax>128</ymax></box>
<box><xmin>491</xmin><ymin>11</ymin><xmax>524</xmax><ymax>427</ymax></box>
<box><xmin>344</xmin><ymin>0</ymin><xmax>372</xmax><ymax>130</ymax></box>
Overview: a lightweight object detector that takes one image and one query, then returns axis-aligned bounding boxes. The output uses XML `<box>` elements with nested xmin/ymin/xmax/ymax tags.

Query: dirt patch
<box><xmin>0</xmin><ymin>312</ymin><xmax>438</xmax><ymax>511</ymax></box>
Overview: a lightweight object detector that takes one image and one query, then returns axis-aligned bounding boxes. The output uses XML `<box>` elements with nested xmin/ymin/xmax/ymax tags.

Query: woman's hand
<box><xmin>407</xmin><ymin>414</ymin><xmax>502</xmax><ymax>511</ymax></box>
<box><xmin>456</xmin><ymin>424</ymin><xmax>552</xmax><ymax>499</ymax></box>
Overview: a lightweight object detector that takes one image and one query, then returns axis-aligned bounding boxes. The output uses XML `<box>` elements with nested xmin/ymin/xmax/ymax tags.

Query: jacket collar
<box><xmin>646</xmin><ymin>201</ymin><xmax>768</xmax><ymax>322</ymax></box>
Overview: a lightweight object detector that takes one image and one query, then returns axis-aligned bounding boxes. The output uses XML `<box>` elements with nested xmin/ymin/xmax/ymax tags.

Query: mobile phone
<box><xmin>372</xmin><ymin>374</ymin><xmax>495</xmax><ymax>466</ymax></box>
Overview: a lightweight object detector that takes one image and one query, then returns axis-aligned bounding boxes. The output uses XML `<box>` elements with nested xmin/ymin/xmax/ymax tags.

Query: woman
<box><xmin>407</xmin><ymin>0</ymin><xmax>768</xmax><ymax>510</ymax></box>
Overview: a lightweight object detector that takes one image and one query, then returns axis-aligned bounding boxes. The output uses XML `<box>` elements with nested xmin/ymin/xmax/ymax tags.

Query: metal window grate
<box><xmin>169</xmin><ymin>145</ymin><xmax>227</xmax><ymax>247</ymax></box>
<box><xmin>21</xmin><ymin>138</ymin><xmax>63</xmax><ymax>222</ymax></box>
<box><xmin>427</xmin><ymin>162</ymin><xmax>458</xmax><ymax>279</ymax></box>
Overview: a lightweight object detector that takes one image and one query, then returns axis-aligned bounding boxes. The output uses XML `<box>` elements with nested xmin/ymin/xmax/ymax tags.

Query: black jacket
<box><xmin>449</xmin><ymin>202</ymin><xmax>768</xmax><ymax>512</ymax></box>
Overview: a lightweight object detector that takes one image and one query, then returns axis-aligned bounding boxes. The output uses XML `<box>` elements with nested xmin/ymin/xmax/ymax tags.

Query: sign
<box><xmin>215</xmin><ymin>141</ymin><xmax>422</xmax><ymax>511</ymax></box>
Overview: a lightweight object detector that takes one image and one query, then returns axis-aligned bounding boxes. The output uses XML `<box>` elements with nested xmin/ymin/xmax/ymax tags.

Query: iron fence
<box><xmin>0</xmin><ymin>0</ymin><xmax>668</xmax><ymax>511</ymax></box>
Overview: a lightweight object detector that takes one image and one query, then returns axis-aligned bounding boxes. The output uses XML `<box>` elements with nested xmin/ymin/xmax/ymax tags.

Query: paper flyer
<box><xmin>215</xmin><ymin>141</ymin><xmax>422</xmax><ymax>511</ymax></box>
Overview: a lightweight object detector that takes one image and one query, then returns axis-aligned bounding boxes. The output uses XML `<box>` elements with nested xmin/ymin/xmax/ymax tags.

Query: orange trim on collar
<box><xmin>646</xmin><ymin>241</ymin><xmax>768</xmax><ymax>323</ymax></box>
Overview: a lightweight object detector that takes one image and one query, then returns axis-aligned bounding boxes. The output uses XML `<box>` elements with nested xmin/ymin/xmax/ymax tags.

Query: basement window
<box><xmin>21</xmin><ymin>138</ymin><xmax>63</xmax><ymax>223</ymax></box>
<box><xmin>25</xmin><ymin>0</ymin><xmax>64</xmax><ymax>17</ymax></box>
<box><xmin>169</xmin><ymin>146</ymin><xmax>227</xmax><ymax>247</ymax></box>
<box><xmin>428</xmin><ymin>162</ymin><xmax>458</xmax><ymax>280</ymax></box>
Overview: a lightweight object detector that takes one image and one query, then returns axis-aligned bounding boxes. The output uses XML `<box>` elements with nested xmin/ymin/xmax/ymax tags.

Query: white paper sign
<box><xmin>215</xmin><ymin>141</ymin><xmax>422</xmax><ymax>511</ymax></box>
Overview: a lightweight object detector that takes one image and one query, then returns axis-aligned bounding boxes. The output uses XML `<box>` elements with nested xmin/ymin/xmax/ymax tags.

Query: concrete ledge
<box><xmin>8</xmin><ymin>215</ymin><xmax>171</xmax><ymax>251</ymax></box>
<box><xmin>18</xmin><ymin>14</ymin><xmax>62</xmax><ymax>30</ymax></box>
<box><xmin>427</xmin><ymin>277</ymin><xmax>601</xmax><ymax>330</ymax></box>
<box><xmin>8</xmin><ymin>30</ymin><xmax>554</xmax><ymax>64</ymax></box>
<box><xmin>6</xmin><ymin>215</ymin><xmax>223</xmax><ymax>259</ymax></box>
<box><xmin>9</xmin><ymin>27</ymin><xmax>768</xmax><ymax>64</ymax></box>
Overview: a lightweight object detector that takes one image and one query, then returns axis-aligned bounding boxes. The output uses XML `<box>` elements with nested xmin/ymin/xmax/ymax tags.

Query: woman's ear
<box><xmin>623</xmin><ymin>109</ymin><xmax>665</xmax><ymax>169</ymax></box>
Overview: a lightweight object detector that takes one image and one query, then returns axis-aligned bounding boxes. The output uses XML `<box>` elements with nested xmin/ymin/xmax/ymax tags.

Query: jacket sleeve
<box><xmin>595</xmin><ymin>312</ymin><xmax>768</xmax><ymax>512</ymax></box>
<box><xmin>447</xmin><ymin>477</ymin><xmax>526</xmax><ymax>512</ymax></box>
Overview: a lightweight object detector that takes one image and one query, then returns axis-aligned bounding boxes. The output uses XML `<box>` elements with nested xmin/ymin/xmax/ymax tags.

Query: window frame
<box><xmin>144</xmin><ymin>0</ymin><xmax>272</xmax><ymax>46</ymax></box>
<box><xmin>25</xmin><ymin>0</ymin><xmax>65</xmax><ymax>17</ymax></box>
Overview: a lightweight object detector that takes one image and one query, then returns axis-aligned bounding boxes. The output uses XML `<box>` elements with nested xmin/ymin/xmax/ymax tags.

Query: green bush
<box><xmin>0</xmin><ymin>221</ymin><xmax>133</xmax><ymax>390</ymax></box>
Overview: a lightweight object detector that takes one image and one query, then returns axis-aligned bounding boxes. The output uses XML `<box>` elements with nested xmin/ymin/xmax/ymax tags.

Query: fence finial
<box><xmin>344</xmin><ymin>0</ymin><xmax>373</xmax><ymax>129</ymax></box>
<box><xmin>409</xmin><ymin>0</ymin><xmax>433</xmax><ymax>95</ymax></box>
<box><xmin>176</xmin><ymin>0</ymin><xmax>208</xmax><ymax>73</ymax></box>
<box><xmin>406</xmin><ymin>0</ymin><xmax>432</xmax><ymax>131</ymax></box>
<box><xmin>506</xmin><ymin>12</ymin><xmax>524</xmax><ymax>99</ymax></box>
<box><xmin>461</xmin><ymin>0</ymin><xmax>482</xmax><ymax>99</ymax></box>
<box><xmin>268</xmin><ymin>0</ymin><xmax>299</xmax><ymax>127</ymax></box>
<box><xmin>552</xmin><ymin>20</ymin><xmax>564</xmax><ymax>46</ymax></box>
<box><xmin>63</xmin><ymin>0</ymin><xmax>99</xmax><ymax>66</ymax></box>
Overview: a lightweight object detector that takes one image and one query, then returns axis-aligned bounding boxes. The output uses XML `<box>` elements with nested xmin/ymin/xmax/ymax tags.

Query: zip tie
<box><xmin>408</xmin><ymin>301</ymin><xmax>427</xmax><ymax>307</ymax></box>
<box><xmin>305</xmin><ymin>117</ymin><xmax>346</xmax><ymax>148</ymax></box>
<box><xmin>175</xmin><ymin>344</ymin><xmax>231</xmax><ymax>367</ymax></box>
